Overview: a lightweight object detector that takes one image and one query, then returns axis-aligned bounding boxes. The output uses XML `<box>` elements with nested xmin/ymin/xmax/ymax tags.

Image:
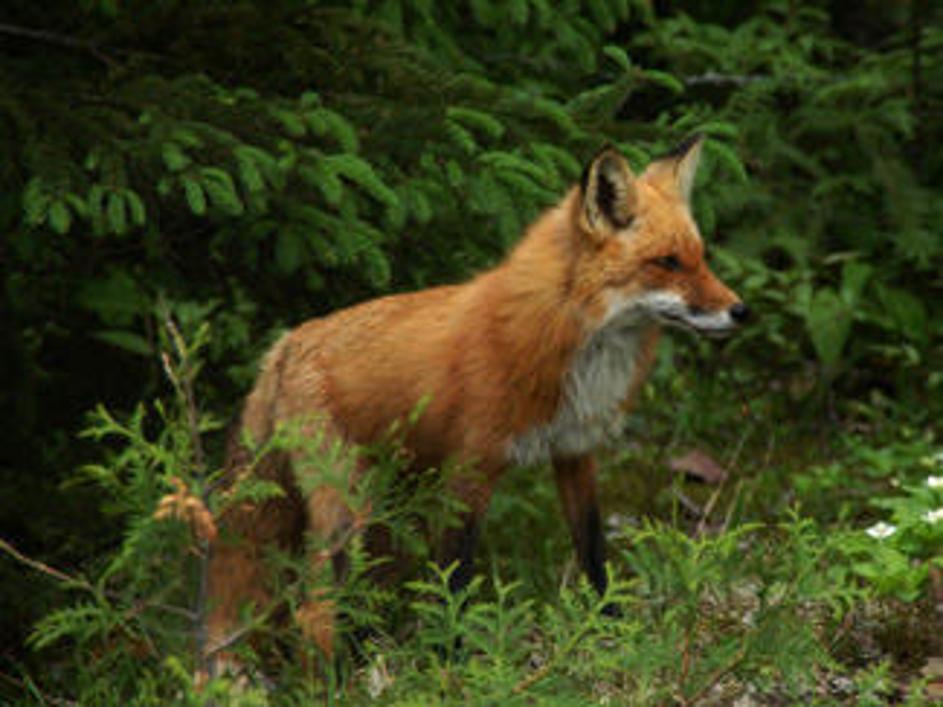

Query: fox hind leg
<box><xmin>203</xmin><ymin>451</ymin><xmax>305</xmax><ymax>681</ymax></box>
<box><xmin>289</xmin><ymin>418</ymin><xmax>371</xmax><ymax>664</ymax></box>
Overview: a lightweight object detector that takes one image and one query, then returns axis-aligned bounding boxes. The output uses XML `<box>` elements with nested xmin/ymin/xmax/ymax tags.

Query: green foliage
<box><xmin>609</xmin><ymin>517</ymin><xmax>860</xmax><ymax>703</ymax></box>
<box><xmin>3</xmin><ymin>322</ymin><xmax>939</xmax><ymax>704</ymax></box>
<box><xmin>2</xmin><ymin>0</ymin><xmax>942</xmax><ymax>703</ymax></box>
<box><xmin>824</xmin><ymin>436</ymin><xmax>943</xmax><ymax>602</ymax></box>
<box><xmin>3</xmin><ymin>0</ymin><xmax>939</xmax><ymax>428</ymax></box>
<box><xmin>20</xmin><ymin>318</ymin><xmax>221</xmax><ymax>702</ymax></box>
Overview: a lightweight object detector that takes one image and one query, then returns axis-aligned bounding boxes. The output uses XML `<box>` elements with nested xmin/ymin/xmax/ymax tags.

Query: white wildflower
<box><xmin>865</xmin><ymin>521</ymin><xmax>897</xmax><ymax>540</ymax></box>
<box><xmin>926</xmin><ymin>476</ymin><xmax>943</xmax><ymax>490</ymax></box>
<box><xmin>366</xmin><ymin>654</ymin><xmax>393</xmax><ymax>699</ymax></box>
<box><xmin>922</xmin><ymin>508</ymin><xmax>943</xmax><ymax>525</ymax></box>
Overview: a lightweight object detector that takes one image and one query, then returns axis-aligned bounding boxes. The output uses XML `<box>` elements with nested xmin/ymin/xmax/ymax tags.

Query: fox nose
<box><xmin>729</xmin><ymin>302</ymin><xmax>750</xmax><ymax>324</ymax></box>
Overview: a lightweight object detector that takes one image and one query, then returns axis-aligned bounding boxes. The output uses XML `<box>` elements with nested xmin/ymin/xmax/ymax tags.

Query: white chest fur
<box><xmin>508</xmin><ymin>319</ymin><xmax>647</xmax><ymax>465</ymax></box>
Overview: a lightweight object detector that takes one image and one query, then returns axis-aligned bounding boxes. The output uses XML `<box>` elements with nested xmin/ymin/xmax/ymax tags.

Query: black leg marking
<box><xmin>579</xmin><ymin>504</ymin><xmax>608</xmax><ymax>597</ymax></box>
<box><xmin>442</xmin><ymin>519</ymin><xmax>480</xmax><ymax>594</ymax></box>
<box><xmin>580</xmin><ymin>507</ymin><xmax>622</xmax><ymax>617</ymax></box>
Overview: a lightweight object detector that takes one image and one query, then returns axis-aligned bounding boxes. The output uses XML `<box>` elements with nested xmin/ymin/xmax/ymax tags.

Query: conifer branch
<box><xmin>684</xmin><ymin>71</ymin><xmax>767</xmax><ymax>87</ymax></box>
<box><xmin>160</xmin><ymin>315</ymin><xmax>213</xmax><ymax>678</ymax></box>
<box><xmin>0</xmin><ymin>536</ymin><xmax>195</xmax><ymax>622</ymax></box>
<box><xmin>0</xmin><ymin>21</ymin><xmax>118</xmax><ymax>68</ymax></box>
<box><xmin>0</xmin><ymin>537</ymin><xmax>90</xmax><ymax>589</ymax></box>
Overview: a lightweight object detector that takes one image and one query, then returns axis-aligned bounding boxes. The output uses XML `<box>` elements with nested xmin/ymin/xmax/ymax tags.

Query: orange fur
<box><xmin>204</xmin><ymin>137</ymin><xmax>744</xmax><ymax>669</ymax></box>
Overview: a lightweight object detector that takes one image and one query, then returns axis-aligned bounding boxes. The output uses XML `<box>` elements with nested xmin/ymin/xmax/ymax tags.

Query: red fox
<box><xmin>205</xmin><ymin>135</ymin><xmax>747</xmax><ymax>668</ymax></box>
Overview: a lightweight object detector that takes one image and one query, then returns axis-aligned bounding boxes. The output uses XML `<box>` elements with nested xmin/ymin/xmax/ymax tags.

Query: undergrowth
<box><xmin>4</xmin><ymin>317</ymin><xmax>940</xmax><ymax>706</ymax></box>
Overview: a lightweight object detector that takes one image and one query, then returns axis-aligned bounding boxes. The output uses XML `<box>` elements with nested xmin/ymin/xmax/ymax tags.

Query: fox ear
<box><xmin>649</xmin><ymin>133</ymin><xmax>704</xmax><ymax>203</ymax></box>
<box><xmin>579</xmin><ymin>147</ymin><xmax>637</xmax><ymax>238</ymax></box>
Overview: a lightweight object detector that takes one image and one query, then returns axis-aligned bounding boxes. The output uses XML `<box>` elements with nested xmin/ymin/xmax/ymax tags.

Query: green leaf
<box><xmin>325</xmin><ymin>154</ymin><xmax>401</xmax><ymax>222</ymax></box>
<box><xmin>161</xmin><ymin>143</ymin><xmax>190</xmax><ymax>172</ymax></box>
<box><xmin>468</xmin><ymin>171</ymin><xmax>502</xmax><ymax>214</ymax></box>
<box><xmin>64</xmin><ymin>193</ymin><xmax>88</xmax><ymax>218</ymax></box>
<box><xmin>107</xmin><ymin>192</ymin><xmax>127</xmax><ymax>235</ymax></box>
<box><xmin>87</xmin><ymin>185</ymin><xmax>108</xmax><ymax>233</ymax></box>
<box><xmin>223</xmin><ymin>478</ymin><xmax>285</xmax><ymax>509</ymax></box>
<box><xmin>48</xmin><ymin>201</ymin><xmax>72</xmax><ymax>234</ymax></box>
<box><xmin>444</xmin><ymin>119</ymin><xmax>477</xmax><ymax>155</ymax></box>
<box><xmin>124</xmin><ymin>190</ymin><xmax>147</xmax><ymax>226</ymax></box>
<box><xmin>587</xmin><ymin>0</ymin><xmax>616</xmax><ymax>33</ymax></box>
<box><xmin>705</xmin><ymin>141</ymin><xmax>748</xmax><ymax>183</ymax></box>
<box><xmin>695</xmin><ymin>120</ymin><xmax>739</xmax><ymax>139</ymax></box>
<box><xmin>275</xmin><ymin>229</ymin><xmax>305</xmax><ymax>274</ymax></box>
<box><xmin>300</xmin><ymin>162</ymin><xmax>344</xmax><ymax>206</ymax></box>
<box><xmin>182</xmin><ymin>177</ymin><xmax>207</xmax><ymax>216</ymax></box>
<box><xmin>76</xmin><ymin>270</ymin><xmax>147</xmax><ymax>327</ymax></box>
<box><xmin>23</xmin><ymin>177</ymin><xmax>49</xmax><ymax>226</ymax></box>
<box><xmin>839</xmin><ymin>261</ymin><xmax>872</xmax><ymax>306</ymax></box>
<box><xmin>878</xmin><ymin>285</ymin><xmax>928</xmax><ymax>345</ymax></box>
<box><xmin>200</xmin><ymin>167</ymin><xmax>244</xmax><ymax>215</ymax></box>
<box><xmin>643</xmin><ymin>69</ymin><xmax>684</xmax><ymax>94</ymax></box>
<box><xmin>402</xmin><ymin>184</ymin><xmax>433</xmax><ymax>224</ymax></box>
<box><xmin>806</xmin><ymin>287</ymin><xmax>852</xmax><ymax>370</ymax></box>
<box><xmin>527</xmin><ymin>96</ymin><xmax>580</xmax><ymax>137</ymax></box>
<box><xmin>235</xmin><ymin>145</ymin><xmax>280</xmax><ymax>191</ymax></box>
<box><xmin>478</xmin><ymin>151</ymin><xmax>550</xmax><ymax>185</ymax></box>
<box><xmin>446</xmin><ymin>107</ymin><xmax>505</xmax><ymax>141</ymax></box>
<box><xmin>445</xmin><ymin>160</ymin><xmax>464</xmax><ymax>188</ymax></box>
<box><xmin>602</xmin><ymin>44</ymin><xmax>632</xmax><ymax>71</ymax></box>
<box><xmin>169</xmin><ymin>129</ymin><xmax>204</xmax><ymax>153</ymax></box>
<box><xmin>618</xmin><ymin>142</ymin><xmax>650</xmax><ymax>171</ymax></box>
<box><xmin>272</xmin><ymin>108</ymin><xmax>306</xmax><ymax>138</ymax></box>
<box><xmin>359</xmin><ymin>241</ymin><xmax>392</xmax><ymax>287</ymax></box>
<box><xmin>306</xmin><ymin>226</ymin><xmax>339</xmax><ymax>266</ymax></box>
<box><xmin>83</xmin><ymin>149</ymin><xmax>100</xmax><ymax>171</ymax></box>
<box><xmin>92</xmin><ymin>330</ymin><xmax>153</xmax><ymax>357</ymax></box>
<box><xmin>531</xmin><ymin>143</ymin><xmax>581</xmax><ymax>180</ymax></box>
<box><xmin>299</xmin><ymin>91</ymin><xmax>320</xmax><ymax>109</ymax></box>
<box><xmin>235</xmin><ymin>150</ymin><xmax>265</xmax><ymax>193</ymax></box>
<box><xmin>317</xmin><ymin>109</ymin><xmax>359</xmax><ymax>153</ymax></box>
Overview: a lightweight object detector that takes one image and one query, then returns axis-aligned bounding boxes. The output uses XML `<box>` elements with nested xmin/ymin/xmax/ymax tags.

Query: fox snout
<box><xmin>681</xmin><ymin>270</ymin><xmax>750</xmax><ymax>337</ymax></box>
<box><xmin>689</xmin><ymin>301</ymin><xmax>750</xmax><ymax>323</ymax></box>
<box><xmin>689</xmin><ymin>299</ymin><xmax>750</xmax><ymax>338</ymax></box>
<box><xmin>701</xmin><ymin>300</ymin><xmax>749</xmax><ymax>338</ymax></box>
<box><xmin>729</xmin><ymin>302</ymin><xmax>750</xmax><ymax>324</ymax></box>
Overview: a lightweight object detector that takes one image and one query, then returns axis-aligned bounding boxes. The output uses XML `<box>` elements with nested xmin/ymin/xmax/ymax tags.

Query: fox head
<box><xmin>573</xmin><ymin>135</ymin><xmax>748</xmax><ymax>337</ymax></box>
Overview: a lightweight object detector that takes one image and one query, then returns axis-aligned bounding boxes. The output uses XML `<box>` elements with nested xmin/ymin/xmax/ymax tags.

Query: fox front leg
<box><xmin>553</xmin><ymin>455</ymin><xmax>612</xmax><ymax>604</ymax></box>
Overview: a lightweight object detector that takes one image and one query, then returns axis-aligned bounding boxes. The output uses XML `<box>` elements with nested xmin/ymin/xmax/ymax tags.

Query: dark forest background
<box><xmin>1</xmin><ymin>0</ymin><xmax>940</xmax><ymax>703</ymax></box>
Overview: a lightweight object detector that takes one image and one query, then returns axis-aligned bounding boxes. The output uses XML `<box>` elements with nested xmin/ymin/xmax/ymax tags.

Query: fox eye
<box><xmin>653</xmin><ymin>254</ymin><xmax>682</xmax><ymax>271</ymax></box>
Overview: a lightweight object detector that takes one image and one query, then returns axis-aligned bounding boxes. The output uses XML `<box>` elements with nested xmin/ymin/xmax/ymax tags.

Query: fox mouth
<box><xmin>658</xmin><ymin>313</ymin><xmax>736</xmax><ymax>339</ymax></box>
<box><xmin>618</xmin><ymin>292</ymin><xmax>742</xmax><ymax>339</ymax></box>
